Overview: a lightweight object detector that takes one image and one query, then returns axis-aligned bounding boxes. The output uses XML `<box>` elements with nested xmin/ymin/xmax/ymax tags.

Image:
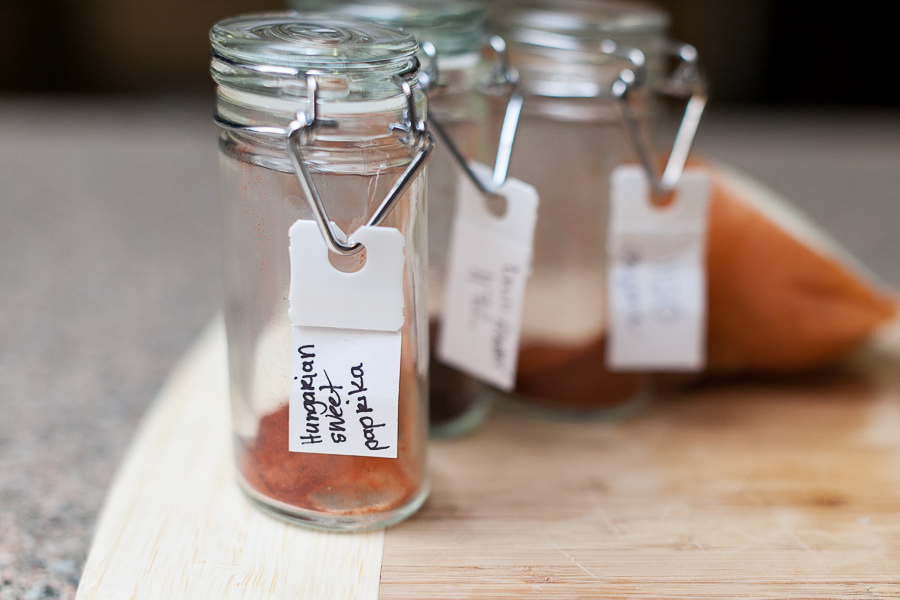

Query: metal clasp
<box><xmin>423</xmin><ymin>35</ymin><xmax>523</xmax><ymax>196</ymax></box>
<box><xmin>606</xmin><ymin>40</ymin><xmax>709</xmax><ymax>197</ymax></box>
<box><xmin>215</xmin><ymin>74</ymin><xmax>434</xmax><ymax>256</ymax></box>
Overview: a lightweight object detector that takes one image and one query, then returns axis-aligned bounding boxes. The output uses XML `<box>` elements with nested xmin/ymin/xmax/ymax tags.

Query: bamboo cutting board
<box><xmin>77</xmin><ymin>319</ymin><xmax>900</xmax><ymax>598</ymax></box>
<box><xmin>75</xmin><ymin>321</ymin><xmax>385</xmax><ymax>600</ymax></box>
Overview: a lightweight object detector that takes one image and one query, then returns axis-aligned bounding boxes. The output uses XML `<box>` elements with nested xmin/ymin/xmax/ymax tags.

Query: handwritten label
<box><xmin>287</xmin><ymin>220</ymin><xmax>404</xmax><ymax>458</ymax></box>
<box><xmin>289</xmin><ymin>326</ymin><xmax>400</xmax><ymax>458</ymax></box>
<box><xmin>438</xmin><ymin>162</ymin><xmax>538</xmax><ymax>390</ymax></box>
<box><xmin>606</xmin><ymin>165</ymin><xmax>711</xmax><ymax>370</ymax></box>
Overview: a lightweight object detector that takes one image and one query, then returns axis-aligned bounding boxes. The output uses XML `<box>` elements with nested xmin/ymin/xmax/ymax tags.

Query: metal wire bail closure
<box><xmin>423</xmin><ymin>35</ymin><xmax>523</xmax><ymax>197</ymax></box>
<box><xmin>214</xmin><ymin>73</ymin><xmax>433</xmax><ymax>255</ymax></box>
<box><xmin>607</xmin><ymin>40</ymin><xmax>709</xmax><ymax>197</ymax></box>
<box><xmin>284</xmin><ymin>75</ymin><xmax>435</xmax><ymax>256</ymax></box>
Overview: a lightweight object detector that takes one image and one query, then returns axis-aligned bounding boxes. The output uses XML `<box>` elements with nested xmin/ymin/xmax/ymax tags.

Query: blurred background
<box><xmin>3</xmin><ymin>0</ymin><xmax>898</xmax><ymax>106</ymax></box>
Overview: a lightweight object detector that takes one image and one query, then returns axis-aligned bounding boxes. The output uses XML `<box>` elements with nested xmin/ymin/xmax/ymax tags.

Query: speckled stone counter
<box><xmin>0</xmin><ymin>97</ymin><xmax>898</xmax><ymax>599</ymax></box>
<box><xmin>0</xmin><ymin>98</ymin><xmax>223</xmax><ymax>600</ymax></box>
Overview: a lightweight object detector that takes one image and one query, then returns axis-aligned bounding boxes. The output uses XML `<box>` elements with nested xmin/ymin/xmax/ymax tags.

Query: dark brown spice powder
<box><xmin>515</xmin><ymin>336</ymin><xmax>642</xmax><ymax>410</ymax></box>
<box><xmin>428</xmin><ymin>320</ymin><xmax>481</xmax><ymax>426</ymax></box>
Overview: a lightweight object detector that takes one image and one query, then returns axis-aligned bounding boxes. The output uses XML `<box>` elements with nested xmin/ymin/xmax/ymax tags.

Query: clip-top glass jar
<box><xmin>211</xmin><ymin>13</ymin><xmax>433</xmax><ymax>530</ymax></box>
<box><xmin>483</xmin><ymin>0</ymin><xmax>703</xmax><ymax>417</ymax></box>
<box><xmin>288</xmin><ymin>0</ymin><xmax>497</xmax><ymax>437</ymax></box>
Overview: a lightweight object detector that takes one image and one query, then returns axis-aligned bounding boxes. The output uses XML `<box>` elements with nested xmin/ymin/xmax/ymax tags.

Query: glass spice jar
<box><xmin>211</xmin><ymin>13</ymin><xmax>433</xmax><ymax>530</ymax></box>
<box><xmin>482</xmin><ymin>0</ymin><xmax>704</xmax><ymax>418</ymax></box>
<box><xmin>288</xmin><ymin>0</ymin><xmax>501</xmax><ymax>437</ymax></box>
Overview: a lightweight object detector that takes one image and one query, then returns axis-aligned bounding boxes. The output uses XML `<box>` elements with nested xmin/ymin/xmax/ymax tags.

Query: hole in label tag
<box><xmin>650</xmin><ymin>188</ymin><xmax>678</xmax><ymax>209</ymax></box>
<box><xmin>484</xmin><ymin>192</ymin><xmax>508</xmax><ymax>218</ymax></box>
<box><xmin>328</xmin><ymin>245</ymin><xmax>367</xmax><ymax>273</ymax></box>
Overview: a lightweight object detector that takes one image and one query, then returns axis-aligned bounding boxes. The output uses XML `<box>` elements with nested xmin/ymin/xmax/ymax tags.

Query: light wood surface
<box><xmin>382</xmin><ymin>323</ymin><xmax>900</xmax><ymax>598</ymax></box>
<box><xmin>77</xmin><ymin>318</ymin><xmax>900</xmax><ymax>598</ymax></box>
<box><xmin>75</xmin><ymin>321</ymin><xmax>384</xmax><ymax>600</ymax></box>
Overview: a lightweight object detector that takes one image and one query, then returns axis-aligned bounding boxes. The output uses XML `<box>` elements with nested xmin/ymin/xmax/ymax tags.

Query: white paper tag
<box><xmin>289</xmin><ymin>326</ymin><xmax>400</xmax><ymax>458</ymax></box>
<box><xmin>438</xmin><ymin>162</ymin><xmax>539</xmax><ymax>391</ymax></box>
<box><xmin>287</xmin><ymin>220</ymin><xmax>404</xmax><ymax>458</ymax></box>
<box><xmin>606</xmin><ymin>165</ymin><xmax>711</xmax><ymax>371</ymax></box>
<box><xmin>288</xmin><ymin>220</ymin><xmax>405</xmax><ymax>332</ymax></box>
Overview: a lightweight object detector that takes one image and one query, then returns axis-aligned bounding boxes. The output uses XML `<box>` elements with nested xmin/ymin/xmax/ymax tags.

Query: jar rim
<box><xmin>489</xmin><ymin>0</ymin><xmax>668</xmax><ymax>50</ymax></box>
<box><xmin>303</xmin><ymin>0</ymin><xmax>485</xmax><ymax>57</ymax></box>
<box><xmin>210</xmin><ymin>12</ymin><xmax>418</xmax><ymax>70</ymax></box>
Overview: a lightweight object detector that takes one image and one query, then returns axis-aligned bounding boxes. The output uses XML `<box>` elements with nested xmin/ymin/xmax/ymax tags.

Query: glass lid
<box><xmin>210</xmin><ymin>12</ymin><xmax>419</xmax><ymax>69</ymax></box>
<box><xmin>490</xmin><ymin>0</ymin><xmax>668</xmax><ymax>49</ymax></box>
<box><xmin>289</xmin><ymin>1</ymin><xmax>485</xmax><ymax>57</ymax></box>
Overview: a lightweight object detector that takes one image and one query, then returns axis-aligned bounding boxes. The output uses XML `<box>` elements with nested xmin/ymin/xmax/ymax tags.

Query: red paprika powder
<box><xmin>237</xmin><ymin>365</ymin><xmax>424</xmax><ymax>517</ymax></box>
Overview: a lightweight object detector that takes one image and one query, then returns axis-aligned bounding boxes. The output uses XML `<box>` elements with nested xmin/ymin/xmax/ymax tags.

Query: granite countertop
<box><xmin>1</xmin><ymin>97</ymin><xmax>899</xmax><ymax>599</ymax></box>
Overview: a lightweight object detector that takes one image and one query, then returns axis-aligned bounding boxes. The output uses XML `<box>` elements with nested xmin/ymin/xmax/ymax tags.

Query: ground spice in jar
<box><xmin>428</xmin><ymin>320</ymin><xmax>482</xmax><ymax>426</ymax></box>
<box><xmin>515</xmin><ymin>337</ymin><xmax>642</xmax><ymax>411</ymax></box>
<box><xmin>239</xmin><ymin>369</ymin><xmax>423</xmax><ymax>516</ymax></box>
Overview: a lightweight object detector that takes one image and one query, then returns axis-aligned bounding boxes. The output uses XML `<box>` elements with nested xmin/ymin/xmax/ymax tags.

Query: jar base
<box><xmin>236</xmin><ymin>474</ymin><xmax>430</xmax><ymax>532</ymax></box>
<box><xmin>487</xmin><ymin>377</ymin><xmax>652</xmax><ymax>421</ymax></box>
<box><xmin>429</xmin><ymin>393</ymin><xmax>493</xmax><ymax>439</ymax></box>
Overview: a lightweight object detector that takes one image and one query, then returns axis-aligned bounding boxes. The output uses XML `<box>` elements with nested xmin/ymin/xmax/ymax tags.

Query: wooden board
<box><xmin>78</xmin><ymin>318</ymin><xmax>900</xmax><ymax>598</ymax></box>
<box><xmin>383</xmin><ymin>371</ymin><xmax>900</xmax><ymax>598</ymax></box>
<box><xmin>76</xmin><ymin>321</ymin><xmax>384</xmax><ymax>600</ymax></box>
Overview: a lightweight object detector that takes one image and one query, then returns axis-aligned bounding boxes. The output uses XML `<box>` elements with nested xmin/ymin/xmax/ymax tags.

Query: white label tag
<box><xmin>288</xmin><ymin>220</ymin><xmax>405</xmax><ymax>332</ymax></box>
<box><xmin>287</xmin><ymin>220</ymin><xmax>405</xmax><ymax>458</ymax></box>
<box><xmin>606</xmin><ymin>165</ymin><xmax>711</xmax><ymax>371</ymax></box>
<box><xmin>289</xmin><ymin>326</ymin><xmax>400</xmax><ymax>458</ymax></box>
<box><xmin>438</xmin><ymin>162</ymin><xmax>539</xmax><ymax>391</ymax></box>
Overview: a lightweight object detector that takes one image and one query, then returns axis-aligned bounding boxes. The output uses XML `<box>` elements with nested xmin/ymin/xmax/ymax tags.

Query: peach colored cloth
<box><xmin>705</xmin><ymin>169</ymin><xmax>896</xmax><ymax>374</ymax></box>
